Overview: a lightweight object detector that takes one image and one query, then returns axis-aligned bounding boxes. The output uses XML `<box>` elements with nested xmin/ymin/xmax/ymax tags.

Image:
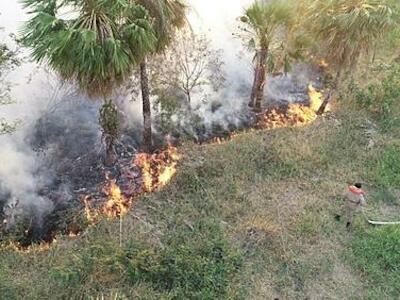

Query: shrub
<box><xmin>348</xmin><ymin>66</ymin><xmax>400</xmax><ymax>132</ymax></box>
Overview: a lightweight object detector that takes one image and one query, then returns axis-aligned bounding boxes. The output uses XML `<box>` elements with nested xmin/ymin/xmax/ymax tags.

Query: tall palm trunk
<box><xmin>104</xmin><ymin>134</ymin><xmax>117</xmax><ymax>166</ymax></box>
<box><xmin>100</xmin><ymin>100</ymin><xmax>119</xmax><ymax>167</ymax></box>
<box><xmin>249</xmin><ymin>47</ymin><xmax>268</xmax><ymax>113</ymax></box>
<box><xmin>317</xmin><ymin>68</ymin><xmax>342</xmax><ymax>115</ymax></box>
<box><xmin>140</xmin><ymin>57</ymin><xmax>153</xmax><ymax>152</ymax></box>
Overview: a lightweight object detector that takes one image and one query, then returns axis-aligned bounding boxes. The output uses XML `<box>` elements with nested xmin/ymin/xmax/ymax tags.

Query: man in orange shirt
<box><xmin>336</xmin><ymin>183</ymin><xmax>367</xmax><ymax>230</ymax></box>
<box><xmin>345</xmin><ymin>183</ymin><xmax>367</xmax><ymax>228</ymax></box>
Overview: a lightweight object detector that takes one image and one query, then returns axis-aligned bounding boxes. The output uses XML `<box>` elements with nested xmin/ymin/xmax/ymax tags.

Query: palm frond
<box><xmin>136</xmin><ymin>0</ymin><xmax>188</xmax><ymax>51</ymax></box>
<box><xmin>308</xmin><ymin>0</ymin><xmax>398</xmax><ymax>69</ymax></box>
<box><xmin>20</xmin><ymin>0</ymin><xmax>157</xmax><ymax>98</ymax></box>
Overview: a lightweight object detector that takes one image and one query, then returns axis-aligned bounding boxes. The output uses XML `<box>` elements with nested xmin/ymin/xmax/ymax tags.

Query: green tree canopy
<box><xmin>241</xmin><ymin>0</ymin><xmax>295</xmax><ymax>51</ymax></box>
<box><xmin>21</xmin><ymin>0</ymin><xmax>157</xmax><ymax>98</ymax></box>
<box><xmin>239</xmin><ymin>0</ymin><xmax>300</xmax><ymax>111</ymax></box>
<box><xmin>308</xmin><ymin>0</ymin><xmax>398</xmax><ymax>72</ymax></box>
<box><xmin>306</xmin><ymin>0</ymin><xmax>398</xmax><ymax>113</ymax></box>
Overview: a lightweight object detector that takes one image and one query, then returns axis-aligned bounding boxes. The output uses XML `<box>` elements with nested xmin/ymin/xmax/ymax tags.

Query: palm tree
<box><xmin>308</xmin><ymin>0</ymin><xmax>397</xmax><ymax>114</ymax></box>
<box><xmin>135</xmin><ymin>0</ymin><xmax>187</xmax><ymax>152</ymax></box>
<box><xmin>21</xmin><ymin>0</ymin><xmax>157</xmax><ymax>164</ymax></box>
<box><xmin>240</xmin><ymin>0</ymin><xmax>295</xmax><ymax>112</ymax></box>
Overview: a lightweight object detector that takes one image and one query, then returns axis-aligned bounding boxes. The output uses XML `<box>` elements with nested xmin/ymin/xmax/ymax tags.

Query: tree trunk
<box><xmin>100</xmin><ymin>101</ymin><xmax>118</xmax><ymax>167</ymax></box>
<box><xmin>186</xmin><ymin>91</ymin><xmax>192</xmax><ymax>112</ymax></box>
<box><xmin>317</xmin><ymin>68</ymin><xmax>342</xmax><ymax>115</ymax></box>
<box><xmin>104</xmin><ymin>134</ymin><xmax>117</xmax><ymax>166</ymax></box>
<box><xmin>140</xmin><ymin>58</ymin><xmax>153</xmax><ymax>152</ymax></box>
<box><xmin>249</xmin><ymin>48</ymin><xmax>268</xmax><ymax>113</ymax></box>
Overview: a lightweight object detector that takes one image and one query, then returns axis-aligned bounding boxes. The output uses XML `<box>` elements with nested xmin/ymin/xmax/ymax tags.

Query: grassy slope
<box><xmin>1</xmin><ymin>105</ymin><xmax>400</xmax><ymax>299</ymax></box>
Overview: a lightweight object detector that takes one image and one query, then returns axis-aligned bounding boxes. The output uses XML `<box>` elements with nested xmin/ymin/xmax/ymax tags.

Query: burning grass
<box><xmin>257</xmin><ymin>84</ymin><xmax>326</xmax><ymax>129</ymax></box>
<box><xmin>83</xmin><ymin>144</ymin><xmax>181</xmax><ymax>226</ymax></box>
<box><xmin>1</xmin><ymin>80</ymin><xmax>327</xmax><ymax>252</ymax></box>
<box><xmin>1</xmin><ymin>106</ymin><xmax>399</xmax><ymax>299</ymax></box>
<box><xmin>134</xmin><ymin>145</ymin><xmax>181</xmax><ymax>193</ymax></box>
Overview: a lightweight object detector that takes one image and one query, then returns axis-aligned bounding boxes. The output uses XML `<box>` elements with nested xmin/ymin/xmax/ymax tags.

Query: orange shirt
<box><xmin>348</xmin><ymin>186</ymin><xmax>365</xmax><ymax>196</ymax></box>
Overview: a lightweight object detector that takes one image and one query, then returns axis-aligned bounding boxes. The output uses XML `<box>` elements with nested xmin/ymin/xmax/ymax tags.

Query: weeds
<box><xmin>348</xmin><ymin>65</ymin><xmax>400</xmax><ymax>134</ymax></box>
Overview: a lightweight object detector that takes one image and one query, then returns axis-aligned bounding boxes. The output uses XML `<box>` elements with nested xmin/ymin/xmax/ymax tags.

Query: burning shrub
<box><xmin>134</xmin><ymin>145</ymin><xmax>181</xmax><ymax>193</ymax></box>
<box><xmin>83</xmin><ymin>144</ymin><xmax>181</xmax><ymax>225</ymax></box>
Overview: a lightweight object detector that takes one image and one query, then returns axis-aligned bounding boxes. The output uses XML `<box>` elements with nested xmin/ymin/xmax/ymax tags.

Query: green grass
<box><xmin>375</xmin><ymin>146</ymin><xmax>400</xmax><ymax>188</ymax></box>
<box><xmin>351</xmin><ymin>227</ymin><xmax>400</xmax><ymax>299</ymax></box>
<box><xmin>0</xmin><ymin>101</ymin><xmax>399</xmax><ymax>299</ymax></box>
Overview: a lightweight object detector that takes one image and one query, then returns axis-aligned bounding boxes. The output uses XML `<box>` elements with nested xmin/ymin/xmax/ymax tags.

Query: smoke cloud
<box><xmin>0</xmin><ymin>0</ymin><xmax>320</xmax><ymax>232</ymax></box>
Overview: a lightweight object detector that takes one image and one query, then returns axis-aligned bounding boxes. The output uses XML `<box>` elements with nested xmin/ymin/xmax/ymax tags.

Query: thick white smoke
<box><xmin>0</xmin><ymin>0</ymin><xmax>319</xmax><ymax>227</ymax></box>
<box><xmin>189</xmin><ymin>0</ymin><xmax>253</xmax><ymax>83</ymax></box>
<box><xmin>0</xmin><ymin>3</ymin><xmax>97</xmax><ymax>225</ymax></box>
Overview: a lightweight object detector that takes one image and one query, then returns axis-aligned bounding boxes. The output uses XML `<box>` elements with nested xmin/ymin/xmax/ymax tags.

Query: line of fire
<box><xmin>1</xmin><ymin>78</ymin><xmax>326</xmax><ymax>252</ymax></box>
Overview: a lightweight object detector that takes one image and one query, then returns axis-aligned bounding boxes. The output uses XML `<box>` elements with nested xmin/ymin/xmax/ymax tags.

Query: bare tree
<box><xmin>152</xmin><ymin>29</ymin><xmax>225</xmax><ymax>107</ymax></box>
<box><xmin>0</xmin><ymin>29</ymin><xmax>20</xmax><ymax>134</ymax></box>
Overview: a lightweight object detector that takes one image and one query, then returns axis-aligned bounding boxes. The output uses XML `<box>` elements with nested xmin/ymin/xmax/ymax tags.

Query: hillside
<box><xmin>2</xmin><ymin>0</ymin><xmax>400</xmax><ymax>299</ymax></box>
<box><xmin>1</xmin><ymin>100</ymin><xmax>399</xmax><ymax>299</ymax></box>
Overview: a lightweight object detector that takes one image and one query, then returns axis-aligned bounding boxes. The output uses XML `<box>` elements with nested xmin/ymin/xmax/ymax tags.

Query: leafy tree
<box><xmin>308</xmin><ymin>0</ymin><xmax>398</xmax><ymax>114</ymax></box>
<box><xmin>21</xmin><ymin>0</ymin><xmax>157</xmax><ymax>164</ymax></box>
<box><xmin>239</xmin><ymin>0</ymin><xmax>296</xmax><ymax>112</ymax></box>
<box><xmin>135</xmin><ymin>0</ymin><xmax>187</xmax><ymax>151</ymax></box>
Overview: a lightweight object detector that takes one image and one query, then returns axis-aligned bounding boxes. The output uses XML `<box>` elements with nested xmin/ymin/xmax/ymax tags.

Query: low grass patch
<box><xmin>374</xmin><ymin>145</ymin><xmax>400</xmax><ymax>188</ymax></box>
<box><xmin>350</xmin><ymin>227</ymin><xmax>400</xmax><ymax>299</ymax></box>
<box><xmin>121</xmin><ymin>220</ymin><xmax>243</xmax><ymax>300</ymax></box>
<box><xmin>0</xmin><ymin>218</ymin><xmax>243</xmax><ymax>299</ymax></box>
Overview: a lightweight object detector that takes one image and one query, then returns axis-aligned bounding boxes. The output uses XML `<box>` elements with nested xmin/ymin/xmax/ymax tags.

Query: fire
<box><xmin>308</xmin><ymin>83</ymin><xmax>325</xmax><ymax>112</ymax></box>
<box><xmin>135</xmin><ymin>153</ymin><xmax>153</xmax><ymax>192</ymax></box>
<box><xmin>1</xmin><ymin>239</ymin><xmax>56</xmax><ymax>253</ymax></box>
<box><xmin>134</xmin><ymin>145</ymin><xmax>181</xmax><ymax>192</ymax></box>
<box><xmin>102</xmin><ymin>181</ymin><xmax>132</xmax><ymax>218</ymax></box>
<box><xmin>83</xmin><ymin>195</ymin><xmax>99</xmax><ymax>224</ymax></box>
<box><xmin>319</xmin><ymin>59</ymin><xmax>329</xmax><ymax>68</ymax></box>
<box><xmin>83</xmin><ymin>145</ymin><xmax>181</xmax><ymax>224</ymax></box>
<box><xmin>84</xmin><ymin>182</ymin><xmax>133</xmax><ymax>224</ymax></box>
<box><xmin>209</xmin><ymin>132</ymin><xmax>239</xmax><ymax>145</ymax></box>
<box><xmin>257</xmin><ymin>84</ymin><xmax>325</xmax><ymax>129</ymax></box>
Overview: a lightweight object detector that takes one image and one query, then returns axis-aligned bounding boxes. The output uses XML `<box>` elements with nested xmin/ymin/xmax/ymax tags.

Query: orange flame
<box><xmin>308</xmin><ymin>83</ymin><xmax>325</xmax><ymax>112</ymax></box>
<box><xmin>102</xmin><ymin>181</ymin><xmax>132</xmax><ymax>219</ymax></box>
<box><xmin>134</xmin><ymin>145</ymin><xmax>181</xmax><ymax>193</ymax></box>
<box><xmin>1</xmin><ymin>239</ymin><xmax>56</xmax><ymax>253</ymax></box>
<box><xmin>257</xmin><ymin>84</ymin><xmax>325</xmax><ymax>129</ymax></box>
<box><xmin>83</xmin><ymin>195</ymin><xmax>99</xmax><ymax>224</ymax></box>
<box><xmin>209</xmin><ymin>132</ymin><xmax>238</xmax><ymax>145</ymax></box>
<box><xmin>83</xmin><ymin>145</ymin><xmax>181</xmax><ymax>225</ymax></box>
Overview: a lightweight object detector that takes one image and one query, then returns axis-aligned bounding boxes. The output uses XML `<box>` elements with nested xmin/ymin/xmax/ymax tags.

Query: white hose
<box><xmin>362</xmin><ymin>208</ymin><xmax>400</xmax><ymax>225</ymax></box>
